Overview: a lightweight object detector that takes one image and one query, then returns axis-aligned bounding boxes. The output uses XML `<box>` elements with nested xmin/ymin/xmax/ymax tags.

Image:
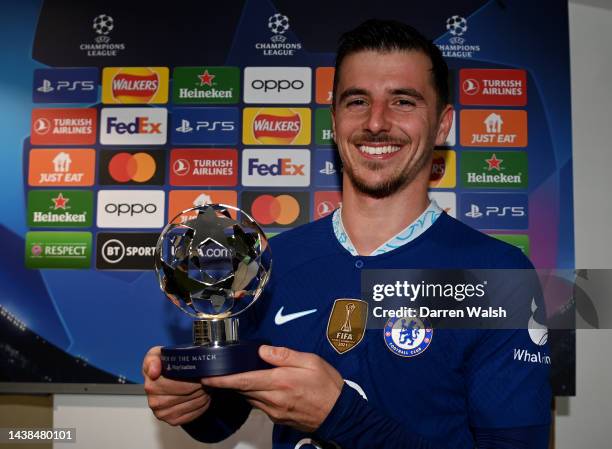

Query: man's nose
<box><xmin>364</xmin><ymin>102</ymin><xmax>391</xmax><ymax>134</ymax></box>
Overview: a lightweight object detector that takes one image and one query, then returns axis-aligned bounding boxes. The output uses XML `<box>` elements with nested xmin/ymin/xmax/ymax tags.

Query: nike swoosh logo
<box><xmin>274</xmin><ymin>307</ymin><xmax>317</xmax><ymax>325</ymax></box>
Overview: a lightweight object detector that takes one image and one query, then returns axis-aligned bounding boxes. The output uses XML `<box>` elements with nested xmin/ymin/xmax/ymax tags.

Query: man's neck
<box><xmin>340</xmin><ymin>174</ymin><xmax>431</xmax><ymax>256</ymax></box>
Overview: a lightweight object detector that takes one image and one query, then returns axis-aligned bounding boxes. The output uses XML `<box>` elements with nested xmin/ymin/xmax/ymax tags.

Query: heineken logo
<box><xmin>172</xmin><ymin>67</ymin><xmax>239</xmax><ymax>104</ymax></box>
<box><xmin>461</xmin><ymin>151</ymin><xmax>528</xmax><ymax>189</ymax></box>
<box><xmin>28</xmin><ymin>190</ymin><xmax>93</xmax><ymax>227</ymax></box>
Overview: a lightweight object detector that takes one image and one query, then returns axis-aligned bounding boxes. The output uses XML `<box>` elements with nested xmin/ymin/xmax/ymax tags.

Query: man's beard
<box><xmin>341</xmin><ymin>142</ymin><xmax>431</xmax><ymax>199</ymax></box>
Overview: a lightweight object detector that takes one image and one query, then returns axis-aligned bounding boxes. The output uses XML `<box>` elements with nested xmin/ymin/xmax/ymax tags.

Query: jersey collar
<box><xmin>332</xmin><ymin>200</ymin><xmax>443</xmax><ymax>256</ymax></box>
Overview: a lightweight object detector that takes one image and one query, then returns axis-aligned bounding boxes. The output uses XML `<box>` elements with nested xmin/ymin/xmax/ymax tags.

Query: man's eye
<box><xmin>395</xmin><ymin>98</ymin><xmax>416</xmax><ymax>107</ymax></box>
<box><xmin>346</xmin><ymin>98</ymin><xmax>367</xmax><ymax>107</ymax></box>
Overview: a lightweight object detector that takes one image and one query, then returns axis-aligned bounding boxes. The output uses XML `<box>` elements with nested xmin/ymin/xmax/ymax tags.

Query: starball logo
<box><xmin>437</xmin><ymin>15</ymin><xmax>481</xmax><ymax>59</ymax></box>
<box><xmin>80</xmin><ymin>14</ymin><xmax>126</xmax><ymax>57</ymax></box>
<box><xmin>255</xmin><ymin>13</ymin><xmax>302</xmax><ymax>56</ymax></box>
<box><xmin>100</xmin><ymin>108</ymin><xmax>167</xmax><ymax>145</ymax></box>
<box><xmin>243</xmin><ymin>108</ymin><xmax>310</xmax><ymax>145</ymax></box>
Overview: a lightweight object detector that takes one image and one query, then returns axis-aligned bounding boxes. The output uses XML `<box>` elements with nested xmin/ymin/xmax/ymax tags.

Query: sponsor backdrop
<box><xmin>0</xmin><ymin>0</ymin><xmax>573</xmax><ymax>391</ymax></box>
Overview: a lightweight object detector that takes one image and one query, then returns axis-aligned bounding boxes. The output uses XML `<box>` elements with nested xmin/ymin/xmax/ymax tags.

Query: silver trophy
<box><xmin>154</xmin><ymin>204</ymin><xmax>272</xmax><ymax>378</ymax></box>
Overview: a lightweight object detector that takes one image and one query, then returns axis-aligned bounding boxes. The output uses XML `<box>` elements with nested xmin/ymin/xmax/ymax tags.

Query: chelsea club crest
<box><xmin>383</xmin><ymin>316</ymin><xmax>433</xmax><ymax>357</ymax></box>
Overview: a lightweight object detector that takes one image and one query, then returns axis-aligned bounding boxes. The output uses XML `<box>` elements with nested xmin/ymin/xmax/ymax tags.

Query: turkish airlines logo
<box><xmin>242</xmin><ymin>149</ymin><xmax>310</xmax><ymax>187</ymax></box>
<box><xmin>243</xmin><ymin>108</ymin><xmax>311</xmax><ymax>145</ymax></box>
<box><xmin>244</xmin><ymin>67</ymin><xmax>311</xmax><ymax>104</ymax></box>
<box><xmin>102</xmin><ymin>67</ymin><xmax>169</xmax><ymax>104</ymax></box>
<box><xmin>169</xmin><ymin>149</ymin><xmax>237</xmax><ymax>186</ymax></box>
<box><xmin>459</xmin><ymin>69</ymin><xmax>527</xmax><ymax>106</ymax></box>
<box><xmin>97</xmin><ymin>190</ymin><xmax>165</xmax><ymax>228</ymax></box>
<box><xmin>314</xmin><ymin>191</ymin><xmax>341</xmax><ymax>220</ymax></box>
<box><xmin>100</xmin><ymin>108</ymin><xmax>167</xmax><ymax>145</ymax></box>
<box><xmin>31</xmin><ymin>109</ymin><xmax>97</xmax><ymax>145</ymax></box>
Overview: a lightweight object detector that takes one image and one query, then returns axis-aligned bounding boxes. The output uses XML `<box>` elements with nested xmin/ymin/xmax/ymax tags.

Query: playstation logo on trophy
<box><xmin>154</xmin><ymin>204</ymin><xmax>272</xmax><ymax>379</ymax></box>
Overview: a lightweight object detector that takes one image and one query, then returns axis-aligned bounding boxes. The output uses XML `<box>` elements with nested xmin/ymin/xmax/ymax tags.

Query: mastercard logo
<box><xmin>242</xmin><ymin>191</ymin><xmax>309</xmax><ymax>228</ymax></box>
<box><xmin>251</xmin><ymin>194</ymin><xmax>300</xmax><ymax>225</ymax></box>
<box><xmin>108</xmin><ymin>152</ymin><xmax>156</xmax><ymax>183</ymax></box>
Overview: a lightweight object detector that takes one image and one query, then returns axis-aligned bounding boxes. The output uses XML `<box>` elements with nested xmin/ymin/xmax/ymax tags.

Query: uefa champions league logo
<box><xmin>446</xmin><ymin>15</ymin><xmax>468</xmax><ymax>44</ymax></box>
<box><xmin>80</xmin><ymin>13</ymin><xmax>126</xmax><ymax>56</ymax></box>
<box><xmin>268</xmin><ymin>13</ymin><xmax>290</xmax><ymax>43</ymax></box>
<box><xmin>92</xmin><ymin>14</ymin><xmax>114</xmax><ymax>43</ymax></box>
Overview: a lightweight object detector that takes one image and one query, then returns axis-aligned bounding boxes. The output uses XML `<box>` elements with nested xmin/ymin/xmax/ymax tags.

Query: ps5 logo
<box><xmin>37</xmin><ymin>79</ymin><xmax>96</xmax><ymax>93</ymax></box>
<box><xmin>319</xmin><ymin>161</ymin><xmax>336</xmax><ymax>175</ymax></box>
<box><xmin>465</xmin><ymin>204</ymin><xmax>525</xmax><ymax>218</ymax></box>
<box><xmin>176</xmin><ymin>119</ymin><xmax>235</xmax><ymax>134</ymax></box>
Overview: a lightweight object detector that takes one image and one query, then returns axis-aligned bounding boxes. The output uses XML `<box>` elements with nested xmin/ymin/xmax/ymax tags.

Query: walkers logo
<box><xmin>314</xmin><ymin>150</ymin><xmax>342</xmax><ymax>188</ymax></box>
<box><xmin>97</xmin><ymin>190</ymin><xmax>165</xmax><ymax>229</ymax></box>
<box><xmin>241</xmin><ymin>191</ymin><xmax>309</xmax><ymax>228</ymax></box>
<box><xmin>314</xmin><ymin>191</ymin><xmax>342</xmax><ymax>220</ymax></box>
<box><xmin>255</xmin><ymin>13</ymin><xmax>302</xmax><ymax>56</ymax></box>
<box><xmin>461</xmin><ymin>151</ymin><xmax>528</xmax><ymax>189</ymax></box>
<box><xmin>80</xmin><ymin>14</ymin><xmax>126</xmax><ymax>57</ymax></box>
<box><xmin>96</xmin><ymin>233</ymin><xmax>159</xmax><ymax>270</ymax></box>
<box><xmin>460</xmin><ymin>110</ymin><xmax>527</xmax><ymax>147</ymax></box>
<box><xmin>102</xmin><ymin>67</ymin><xmax>169</xmax><ymax>104</ymax></box>
<box><xmin>31</xmin><ymin>109</ymin><xmax>97</xmax><ymax>145</ymax></box>
<box><xmin>168</xmin><ymin>190</ymin><xmax>237</xmax><ymax>223</ymax></box>
<box><xmin>28</xmin><ymin>149</ymin><xmax>95</xmax><ymax>187</ymax></box>
<box><xmin>169</xmin><ymin>149</ymin><xmax>237</xmax><ymax>186</ymax></box>
<box><xmin>100</xmin><ymin>108</ymin><xmax>167</xmax><ymax>145</ymax></box>
<box><xmin>33</xmin><ymin>68</ymin><xmax>98</xmax><ymax>103</ymax></box>
<box><xmin>316</xmin><ymin>67</ymin><xmax>334</xmax><ymax>104</ymax></box>
<box><xmin>98</xmin><ymin>150</ymin><xmax>165</xmax><ymax>185</ymax></box>
<box><xmin>315</xmin><ymin>108</ymin><xmax>334</xmax><ymax>145</ymax></box>
<box><xmin>428</xmin><ymin>192</ymin><xmax>456</xmax><ymax>218</ymax></box>
<box><xmin>27</xmin><ymin>190</ymin><xmax>93</xmax><ymax>228</ymax></box>
<box><xmin>172</xmin><ymin>67</ymin><xmax>239</xmax><ymax>104</ymax></box>
<box><xmin>460</xmin><ymin>69</ymin><xmax>527</xmax><ymax>106</ymax></box>
<box><xmin>244</xmin><ymin>67</ymin><xmax>311</xmax><ymax>104</ymax></box>
<box><xmin>242</xmin><ymin>149</ymin><xmax>310</xmax><ymax>187</ymax></box>
<box><xmin>461</xmin><ymin>193</ymin><xmax>528</xmax><ymax>230</ymax></box>
<box><xmin>243</xmin><ymin>108</ymin><xmax>310</xmax><ymax>145</ymax></box>
<box><xmin>437</xmin><ymin>15</ymin><xmax>481</xmax><ymax>59</ymax></box>
<box><xmin>171</xmin><ymin>107</ymin><xmax>239</xmax><ymax>145</ymax></box>
<box><xmin>488</xmin><ymin>234</ymin><xmax>530</xmax><ymax>256</ymax></box>
<box><xmin>429</xmin><ymin>149</ymin><xmax>456</xmax><ymax>188</ymax></box>
<box><xmin>25</xmin><ymin>232</ymin><xmax>92</xmax><ymax>269</ymax></box>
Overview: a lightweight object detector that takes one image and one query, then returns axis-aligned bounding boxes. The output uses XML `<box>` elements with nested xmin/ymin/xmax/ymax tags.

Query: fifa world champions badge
<box><xmin>384</xmin><ymin>317</ymin><xmax>433</xmax><ymax>357</ymax></box>
<box><xmin>327</xmin><ymin>299</ymin><xmax>367</xmax><ymax>354</ymax></box>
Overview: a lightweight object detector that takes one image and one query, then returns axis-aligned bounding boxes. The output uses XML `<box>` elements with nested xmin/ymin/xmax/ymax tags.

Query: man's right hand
<box><xmin>143</xmin><ymin>346</ymin><xmax>212</xmax><ymax>426</ymax></box>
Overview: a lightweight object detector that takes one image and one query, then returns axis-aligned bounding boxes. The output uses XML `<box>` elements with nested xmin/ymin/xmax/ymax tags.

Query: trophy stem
<box><xmin>193</xmin><ymin>319</ymin><xmax>239</xmax><ymax>346</ymax></box>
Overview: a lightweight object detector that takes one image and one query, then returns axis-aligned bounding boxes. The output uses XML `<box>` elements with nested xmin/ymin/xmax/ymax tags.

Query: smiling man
<box><xmin>143</xmin><ymin>20</ymin><xmax>551</xmax><ymax>449</ymax></box>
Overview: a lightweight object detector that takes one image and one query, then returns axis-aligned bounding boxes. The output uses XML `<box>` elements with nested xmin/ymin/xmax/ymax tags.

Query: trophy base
<box><xmin>161</xmin><ymin>341</ymin><xmax>270</xmax><ymax>379</ymax></box>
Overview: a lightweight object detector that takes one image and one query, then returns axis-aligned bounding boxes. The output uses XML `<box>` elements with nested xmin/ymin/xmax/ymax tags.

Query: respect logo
<box><xmin>243</xmin><ymin>108</ymin><xmax>311</xmax><ymax>145</ymax></box>
<box><xmin>102</xmin><ymin>67</ymin><xmax>169</xmax><ymax>104</ymax></box>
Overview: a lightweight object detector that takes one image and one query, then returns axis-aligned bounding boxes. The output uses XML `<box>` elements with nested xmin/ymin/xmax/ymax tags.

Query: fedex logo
<box><xmin>100</xmin><ymin>108</ymin><xmax>167</xmax><ymax>145</ymax></box>
<box><xmin>242</xmin><ymin>149</ymin><xmax>310</xmax><ymax>187</ymax></box>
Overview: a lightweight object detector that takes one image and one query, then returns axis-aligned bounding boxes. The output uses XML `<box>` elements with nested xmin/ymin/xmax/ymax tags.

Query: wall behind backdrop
<box><xmin>0</xmin><ymin>0</ymin><xmax>575</xmax><ymax>394</ymax></box>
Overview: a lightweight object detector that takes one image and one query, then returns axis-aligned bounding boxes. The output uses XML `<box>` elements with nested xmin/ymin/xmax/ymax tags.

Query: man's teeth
<box><xmin>358</xmin><ymin>145</ymin><xmax>401</xmax><ymax>155</ymax></box>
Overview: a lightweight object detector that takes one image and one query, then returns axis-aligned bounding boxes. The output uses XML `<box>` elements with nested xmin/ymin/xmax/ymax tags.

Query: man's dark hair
<box><xmin>332</xmin><ymin>19</ymin><xmax>449</xmax><ymax>112</ymax></box>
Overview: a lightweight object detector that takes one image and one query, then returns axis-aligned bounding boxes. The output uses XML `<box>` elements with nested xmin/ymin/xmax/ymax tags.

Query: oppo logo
<box><xmin>104</xmin><ymin>202</ymin><xmax>158</xmax><ymax>216</ymax></box>
<box><xmin>97</xmin><ymin>190</ymin><xmax>165</xmax><ymax>229</ymax></box>
<box><xmin>251</xmin><ymin>79</ymin><xmax>304</xmax><ymax>92</ymax></box>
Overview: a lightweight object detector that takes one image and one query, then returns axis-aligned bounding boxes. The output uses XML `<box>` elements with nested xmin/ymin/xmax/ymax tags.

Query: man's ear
<box><xmin>434</xmin><ymin>104</ymin><xmax>454</xmax><ymax>146</ymax></box>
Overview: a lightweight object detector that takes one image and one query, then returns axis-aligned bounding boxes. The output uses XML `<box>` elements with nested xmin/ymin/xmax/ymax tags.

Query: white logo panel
<box><xmin>97</xmin><ymin>190</ymin><xmax>165</xmax><ymax>228</ymax></box>
<box><xmin>244</xmin><ymin>67</ymin><xmax>311</xmax><ymax>104</ymax></box>
<box><xmin>429</xmin><ymin>192</ymin><xmax>456</xmax><ymax>218</ymax></box>
<box><xmin>100</xmin><ymin>107</ymin><xmax>167</xmax><ymax>145</ymax></box>
<box><xmin>242</xmin><ymin>149</ymin><xmax>310</xmax><ymax>187</ymax></box>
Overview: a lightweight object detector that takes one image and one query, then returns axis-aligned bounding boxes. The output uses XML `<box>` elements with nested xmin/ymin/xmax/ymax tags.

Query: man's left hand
<box><xmin>201</xmin><ymin>345</ymin><xmax>344</xmax><ymax>432</ymax></box>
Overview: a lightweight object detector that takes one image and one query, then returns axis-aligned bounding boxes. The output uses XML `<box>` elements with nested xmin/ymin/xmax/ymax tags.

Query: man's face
<box><xmin>332</xmin><ymin>50</ymin><xmax>452</xmax><ymax>198</ymax></box>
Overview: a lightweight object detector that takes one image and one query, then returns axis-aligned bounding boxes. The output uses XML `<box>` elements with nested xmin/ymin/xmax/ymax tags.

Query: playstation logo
<box><xmin>465</xmin><ymin>204</ymin><xmax>483</xmax><ymax>218</ymax></box>
<box><xmin>319</xmin><ymin>161</ymin><xmax>336</xmax><ymax>175</ymax></box>
<box><xmin>175</xmin><ymin>119</ymin><xmax>193</xmax><ymax>133</ymax></box>
<box><xmin>37</xmin><ymin>79</ymin><xmax>54</xmax><ymax>93</ymax></box>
